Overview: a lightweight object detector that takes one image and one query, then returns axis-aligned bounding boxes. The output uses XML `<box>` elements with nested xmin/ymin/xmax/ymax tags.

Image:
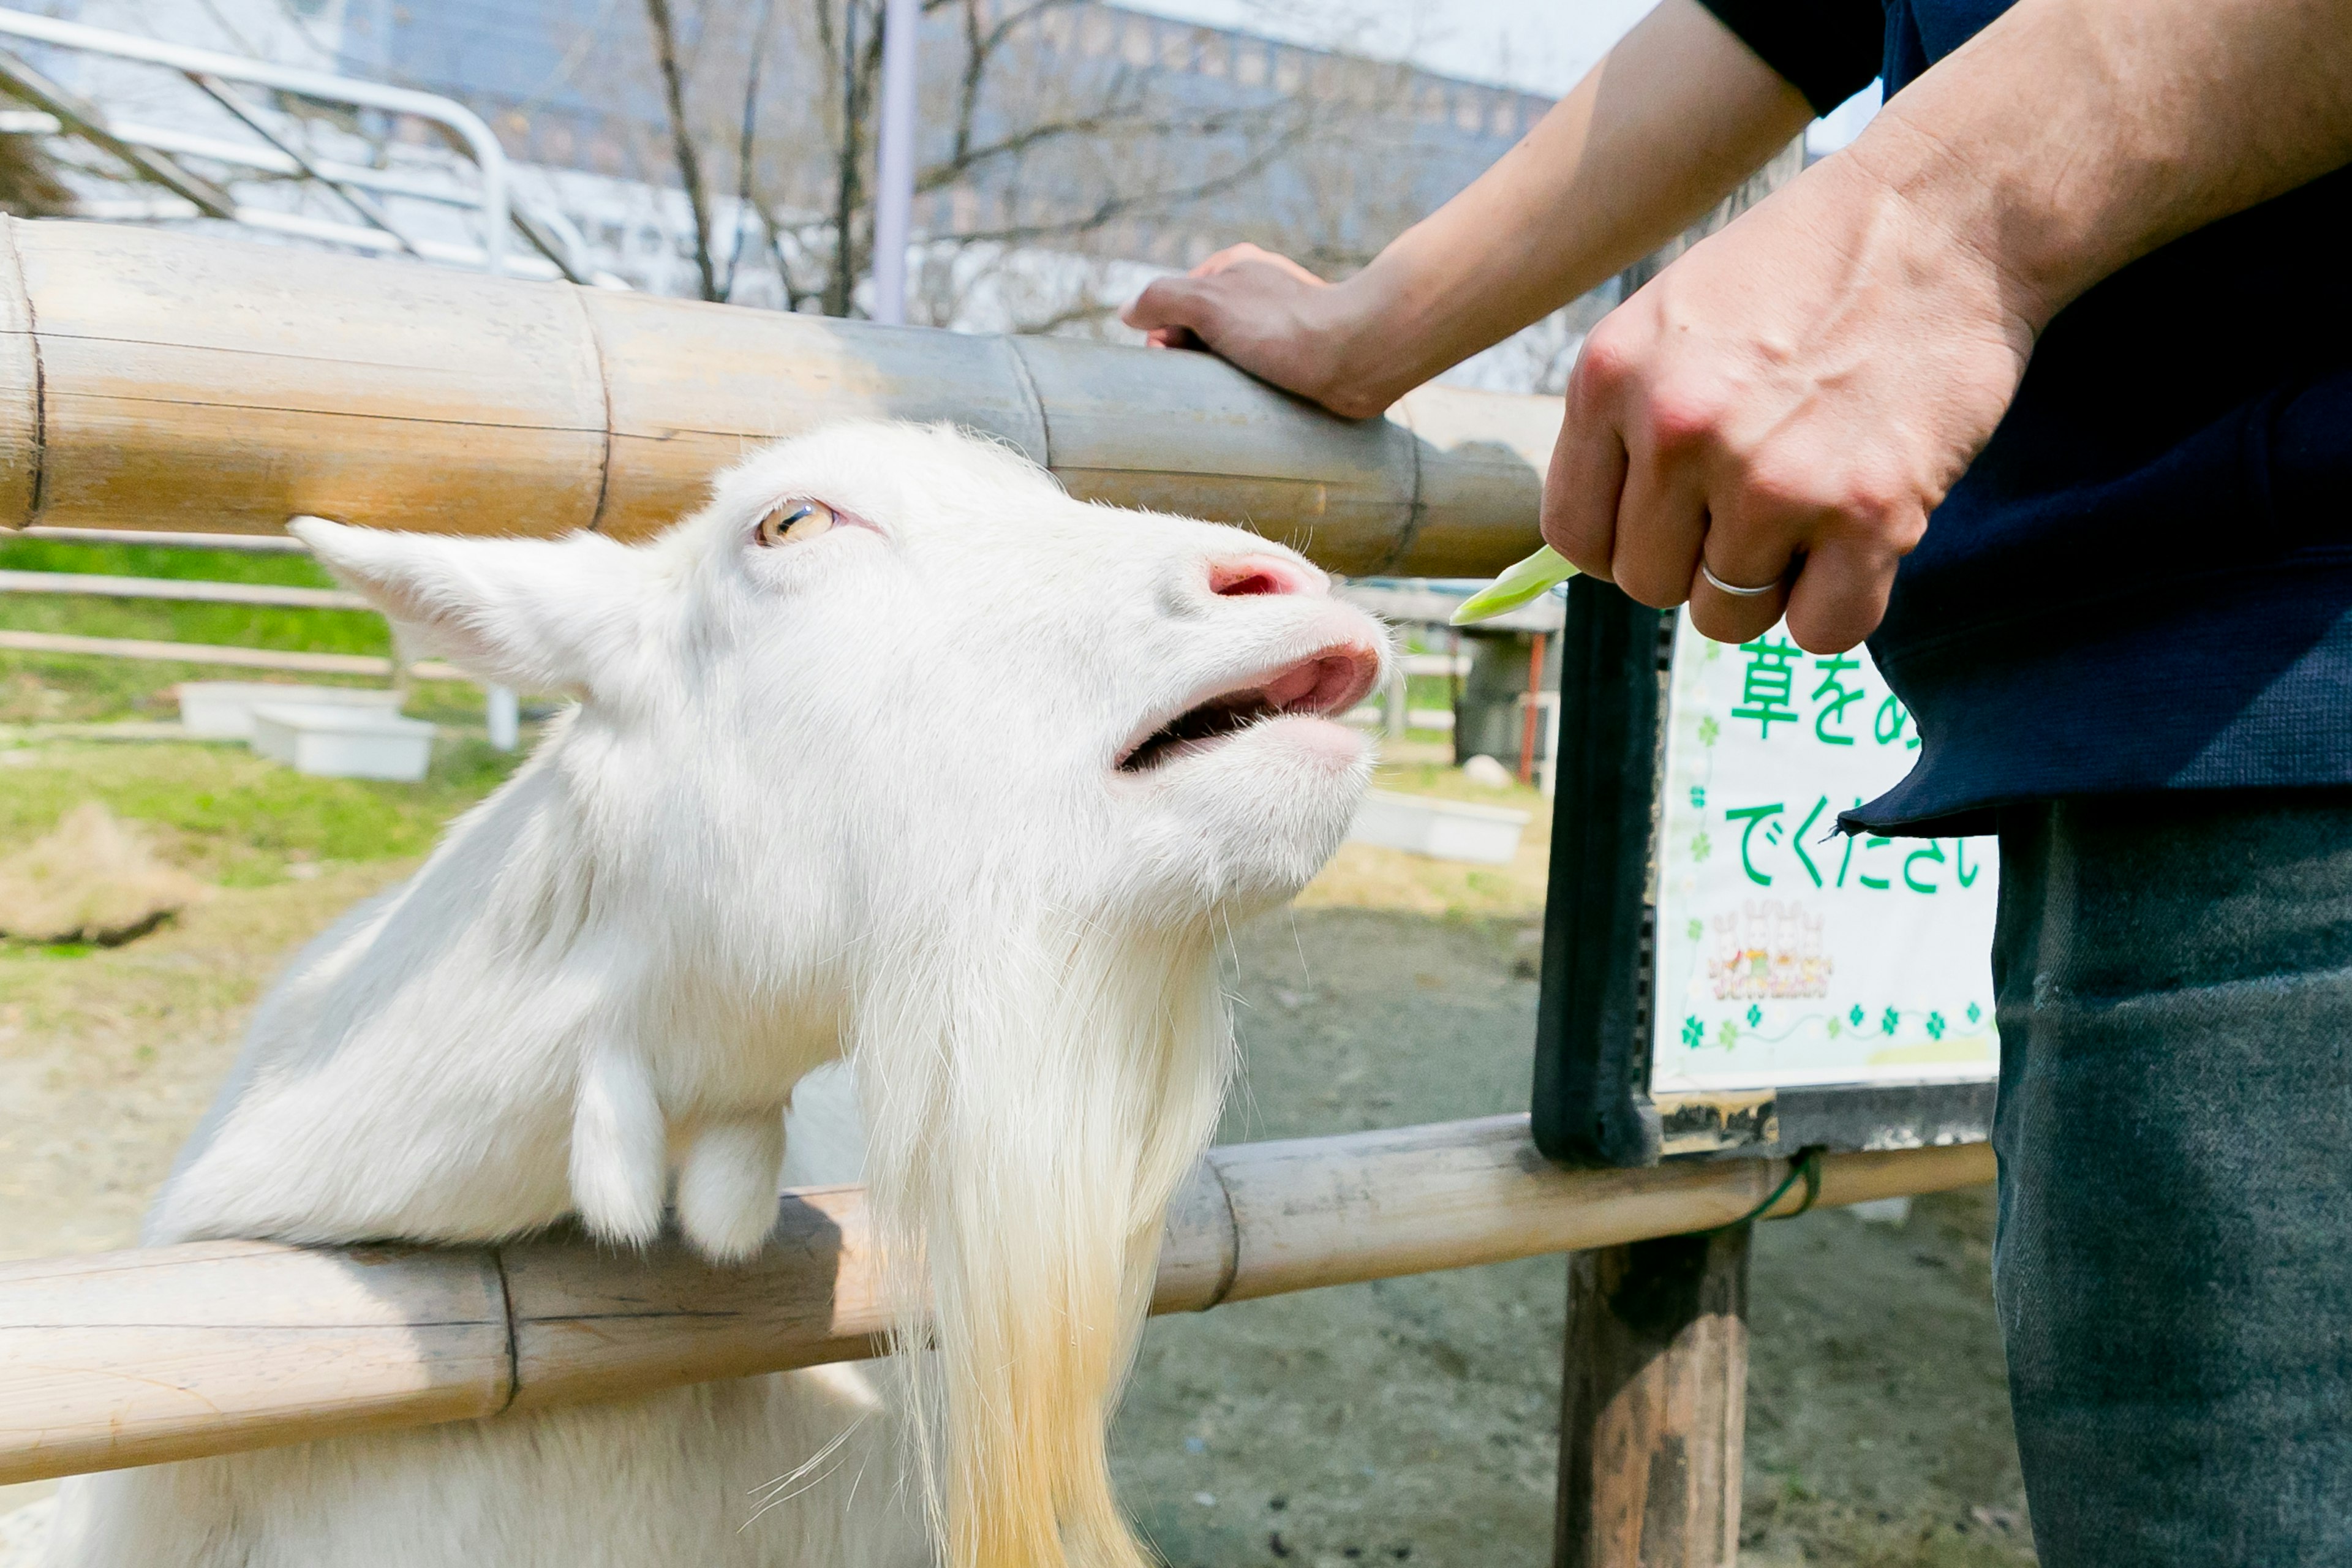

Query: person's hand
<box><xmin>1120</xmin><ymin>245</ymin><xmax>1394</xmax><ymax>420</ymax></box>
<box><xmin>1544</xmin><ymin>151</ymin><xmax>2038</xmax><ymax>654</ymax></box>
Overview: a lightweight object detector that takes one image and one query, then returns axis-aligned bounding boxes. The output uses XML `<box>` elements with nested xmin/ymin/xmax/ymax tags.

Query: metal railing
<box><xmin>0</xmin><ymin>532</ymin><xmax>502</xmax><ymax>741</ymax></box>
<box><xmin>0</xmin><ymin>7</ymin><xmax>595</xmax><ymax>283</ymax></box>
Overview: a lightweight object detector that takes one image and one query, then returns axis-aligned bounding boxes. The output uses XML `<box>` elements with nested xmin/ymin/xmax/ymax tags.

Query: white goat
<box><xmin>48</xmin><ymin>421</ymin><xmax>1385</xmax><ymax>1568</ymax></box>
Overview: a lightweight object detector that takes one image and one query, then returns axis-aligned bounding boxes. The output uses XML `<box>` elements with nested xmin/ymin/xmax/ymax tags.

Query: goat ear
<box><xmin>290</xmin><ymin>518</ymin><xmax>649</xmax><ymax>698</ymax></box>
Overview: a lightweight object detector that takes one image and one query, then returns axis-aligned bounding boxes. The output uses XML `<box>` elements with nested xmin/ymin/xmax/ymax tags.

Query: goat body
<box><xmin>51</xmin><ymin>424</ymin><xmax>1384</xmax><ymax>1568</ymax></box>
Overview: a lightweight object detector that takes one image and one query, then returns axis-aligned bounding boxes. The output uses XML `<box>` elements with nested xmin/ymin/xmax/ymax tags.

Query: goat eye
<box><xmin>754</xmin><ymin>499</ymin><xmax>836</xmax><ymax>548</ymax></box>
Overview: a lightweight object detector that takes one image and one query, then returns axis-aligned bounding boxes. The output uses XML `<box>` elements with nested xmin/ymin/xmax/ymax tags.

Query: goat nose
<box><xmin>1208</xmin><ymin>554</ymin><xmax>1324</xmax><ymax>598</ymax></box>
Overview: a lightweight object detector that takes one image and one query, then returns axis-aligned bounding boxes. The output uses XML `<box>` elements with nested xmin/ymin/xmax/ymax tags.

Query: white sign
<box><xmin>1650</xmin><ymin>612</ymin><xmax>1999</xmax><ymax>1093</ymax></box>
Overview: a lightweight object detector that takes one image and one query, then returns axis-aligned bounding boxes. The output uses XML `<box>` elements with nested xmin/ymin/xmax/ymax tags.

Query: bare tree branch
<box><xmin>717</xmin><ymin>0</ymin><xmax>780</xmax><ymax>301</ymax></box>
<box><xmin>573</xmin><ymin>0</ymin><xmax>1416</xmax><ymax>330</ymax></box>
<box><xmin>951</xmin><ymin>0</ymin><xmax>1093</xmax><ymax>170</ymax></box>
<box><xmin>938</xmin><ymin>114</ymin><xmax>1309</xmax><ymax>251</ymax></box>
<box><xmin>916</xmin><ymin>95</ymin><xmax>1278</xmax><ymax>198</ymax></box>
<box><xmin>641</xmin><ymin>0</ymin><xmax>722</xmax><ymax>301</ymax></box>
<box><xmin>823</xmin><ymin>0</ymin><xmax>870</xmax><ymax>315</ymax></box>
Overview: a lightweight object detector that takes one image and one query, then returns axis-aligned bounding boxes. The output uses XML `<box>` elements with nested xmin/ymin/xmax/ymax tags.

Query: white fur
<box><xmin>572</xmin><ymin>1040</ymin><xmax>671</xmax><ymax>1246</ymax></box>
<box><xmin>678</xmin><ymin>1114</ymin><xmax>790</xmax><ymax>1262</ymax></box>
<box><xmin>54</xmin><ymin>422</ymin><xmax>1383</xmax><ymax>1568</ymax></box>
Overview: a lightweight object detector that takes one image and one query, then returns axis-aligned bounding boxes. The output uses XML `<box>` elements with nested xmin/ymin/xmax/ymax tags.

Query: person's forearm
<box><xmin>1316</xmin><ymin>0</ymin><xmax>1812</xmax><ymax>409</ymax></box>
<box><xmin>1842</xmin><ymin>0</ymin><xmax>2352</xmax><ymax>339</ymax></box>
<box><xmin>1539</xmin><ymin>0</ymin><xmax>2352</xmax><ymax>657</ymax></box>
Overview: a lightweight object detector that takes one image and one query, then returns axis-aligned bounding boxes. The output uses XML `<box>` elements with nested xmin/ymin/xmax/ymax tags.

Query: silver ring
<box><xmin>1700</xmin><ymin>560</ymin><xmax>1781</xmax><ymax>598</ymax></box>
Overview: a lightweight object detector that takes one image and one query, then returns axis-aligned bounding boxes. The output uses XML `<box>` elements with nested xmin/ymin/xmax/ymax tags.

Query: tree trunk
<box><xmin>824</xmin><ymin>1</ymin><xmax>866</xmax><ymax>317</ymax></box>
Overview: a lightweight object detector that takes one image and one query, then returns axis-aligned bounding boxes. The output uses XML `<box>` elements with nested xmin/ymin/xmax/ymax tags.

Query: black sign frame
<box><xmin>1529</xmin><ymin>578</ymin><xmax>1994</xmax><ymax>1168</ymax></box>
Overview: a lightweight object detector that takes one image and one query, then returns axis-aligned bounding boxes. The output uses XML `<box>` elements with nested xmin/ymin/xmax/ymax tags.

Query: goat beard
<box><xmin>851</xmin><ymin>910</ymin><xmax>1232</xmax><ymax>1568</ymax></box>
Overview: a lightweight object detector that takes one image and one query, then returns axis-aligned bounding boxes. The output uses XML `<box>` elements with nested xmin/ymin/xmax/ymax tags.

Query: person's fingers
<box><xmin>1684</xmin><ymin>492</ymin><xmax>1801</xmax><ymax>644</ymax></box>
<box><xmin>1540</xmin><ymin>417</ymin><xmax>1628</xmax><ymax>585</ymax></box>
<box><xmin>1686</xmin><ymin>548</ymin><xmax>1792</xmax><ymax>646</ymax></box>
<box><xmin>1542</xmin><ymin>331</ymin><xmax>1644</xmax><ymax>582</ymax></box>
<box><xmin>1188</xmin><ymin>242</ymin><xmax>1324</xmax><ymax>287</ymax></box>
<box><xmin>1607</xmin><ymin>456</ymin><xmax>1711</xmax><ymax>610</ymax></box>
<box><xmin>1124</xmin><ymin>247</ymin><xmax>1327</xmax><ymax>339</ymax></box>
<box><xmin>1779</xmin><ymin>530</ymin><xmax>1906</xmax><ymax>654</ymax></box>
<box><xmin>1120</xmin><ymin>274</ymin><xmax>1208</xmax><ymax>334</ymax></box>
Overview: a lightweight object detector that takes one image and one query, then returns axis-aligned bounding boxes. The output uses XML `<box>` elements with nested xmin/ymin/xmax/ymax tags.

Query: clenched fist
<box><xmin>1545</xmin><ymin>148</ymin><xmax>2035</xmax><ymax>654</ymax></box>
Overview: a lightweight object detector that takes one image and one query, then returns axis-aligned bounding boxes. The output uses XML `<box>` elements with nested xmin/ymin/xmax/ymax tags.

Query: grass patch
<box><xmin>0</xmin><ymin>593</ymin><xmax>392</xmax><ymax>657</ymax></box>
<box><xmin>0</xmin><ymin>535</ymin><xmax>343</xmax><ymax>586</ymax></box>
<box><xmin>0</xmin><ymin>649</ymin><xmax>209</xmax><ymax>725</ymax></box>
<box><xmin>0</xmin><ymin>737</ymin><xmax>521</xmax><ymax>886</ymax></box>
<box><xmin>0</xmin><ymin>654</ymin><xmax>494</xmax><ymax>728</ymax></box>
<box><xmin>1292</xmin><ymin>744</ymin><xmax>1553</xmax><ymax>922</ymax></box>
<box><xmin>1373</xmin><ymin>755</ymin><xmax>1544</xmax><ymax>809</ymax></box>
<box><xmin>0</xmin><ymin>540</ymin><xmax>500</xmax><ymax>726</ymax></box>
<box><xmin>0</xmin><ymin>535</ymin><xmax>388</xmax><ymax>655</ymax></box>
<box><xmin>0</xmin><ymin>534</ymin><xmax>411</xmax><ymax>723</ymax></box>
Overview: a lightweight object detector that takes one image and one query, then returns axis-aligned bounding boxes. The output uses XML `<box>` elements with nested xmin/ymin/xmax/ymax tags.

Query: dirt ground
<box><xmin>0</xmin><ymin>736</ymin><xmax>2034</xmax><ymax>1565</ymax></box>
<box><xmin>1108</xmin><ymin>908</ymin><xmax>2033</xmax><ymax>1568</ymax></box>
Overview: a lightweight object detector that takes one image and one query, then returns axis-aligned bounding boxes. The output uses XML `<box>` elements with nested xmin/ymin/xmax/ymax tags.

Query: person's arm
<box><xmin>1553</xmin><ymin>0</ymin><xmax>2352</xmax><ymax>653</ymax></box>
<box><xmin>1120</xmin><ymin>0</ymin><xmax>1818</xmax><ymax>418</ymax></box>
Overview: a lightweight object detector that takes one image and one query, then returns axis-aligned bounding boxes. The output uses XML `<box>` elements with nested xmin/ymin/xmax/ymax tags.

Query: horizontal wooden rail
<box><xmin>0</xmin><ymin>569</ymin><xmax>368</xmax><ymax>609</ymax></box>
<box><xmin>0</xmin><ymin>627</ymin><xmax>461</xmax><ymax>680</ymax></box>
<box><xmin>0</xmin><ymin>1114</ymin><xmax>1992</xmax><ymax>1487</ymax></box>
<box><xmin>13</xmin><ymin>527</ymin><xmax>312</xmax><ymax>554</ymax></box>
<box><xmin>0</xmin><ymin>219</ymin><xmax>1557</xmax><ymax>577</ymax></box>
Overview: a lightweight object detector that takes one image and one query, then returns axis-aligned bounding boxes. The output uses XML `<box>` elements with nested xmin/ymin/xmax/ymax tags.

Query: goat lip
<box><xmin>1114</xmin><ymin>641</ymin><xmax>1384</xmax><ymax>774</ymax></box>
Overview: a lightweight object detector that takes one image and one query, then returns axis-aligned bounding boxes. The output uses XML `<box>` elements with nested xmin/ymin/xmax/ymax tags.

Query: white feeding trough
<box><xmin>177</xmin><ymin>682</ymin><xmax>402</xmax><ymax>741</ymax></box>
<box><xmin>249</xmin><ymin>704</ymin><xmax>436</xmax><ymax>782</ymax></box>
<box><xmin>1349</xmin><ymin>789</ymin><xmax>1531</xmax><ymax>865</ymax></box>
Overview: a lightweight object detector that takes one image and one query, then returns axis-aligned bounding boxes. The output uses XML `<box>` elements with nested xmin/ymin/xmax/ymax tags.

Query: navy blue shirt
<box><xmin>1699</xmin><ymin>0</ymin><xmax>2352</xmax><ymax>835</ymax></box>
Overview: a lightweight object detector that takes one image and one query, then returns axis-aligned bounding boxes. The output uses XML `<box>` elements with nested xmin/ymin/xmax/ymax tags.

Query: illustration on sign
<box><xmin>1652</xmin><ymin>613</ymin><xmax>1999</xmax><ymax>1092</ymax></box>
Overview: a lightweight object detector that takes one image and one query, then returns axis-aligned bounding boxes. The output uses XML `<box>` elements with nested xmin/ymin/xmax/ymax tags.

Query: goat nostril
<box><xmin>1209</xmin><ymin>556</ymin><xmax>1316</xmax><ymax>598</ymax></box>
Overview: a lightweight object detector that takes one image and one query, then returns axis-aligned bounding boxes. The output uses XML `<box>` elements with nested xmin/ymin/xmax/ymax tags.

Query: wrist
<box><xmin>1303</xmin><ymin>265</ymin><xmax>1446</xmax><ymax>419</ymax></box>
<box><xmin>1821</xmin><ymin>117</ymin><xmax>2063</xmax><ymax>344</ymax></box>
<box><xmin>1830</xmin><ymin>2</ymin><xmax>2164</xmax><ymax>344</ymax></box>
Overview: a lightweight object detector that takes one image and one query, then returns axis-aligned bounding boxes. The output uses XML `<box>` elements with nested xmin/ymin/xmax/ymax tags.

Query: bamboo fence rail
<box><xmin>0</xmin><ymin>1114</ymin><xmax>1992</xmax><ymax>1488</ymax></box>
<box><xmin>0</xmin><ymin>219</ymin><xmax>1557</xmax><ymax>578</ymax></box>
<box><xmin>0</xmin><ymin>218</ymin><xmax>1989</xmax><ymax>1521</ymax></box>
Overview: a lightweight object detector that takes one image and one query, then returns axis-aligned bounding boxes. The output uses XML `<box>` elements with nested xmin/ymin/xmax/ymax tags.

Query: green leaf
<box><xmin>1449</xmin><ymin>545</ymin><xmax>1578</xmax><ymax>625</ymax></box>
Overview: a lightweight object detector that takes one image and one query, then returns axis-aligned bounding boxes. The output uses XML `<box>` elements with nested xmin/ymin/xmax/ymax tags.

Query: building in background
<box><xmin>4</xmin><ymin>0</ymin><xmax>1610</xmax><ymax>389</ymax></box>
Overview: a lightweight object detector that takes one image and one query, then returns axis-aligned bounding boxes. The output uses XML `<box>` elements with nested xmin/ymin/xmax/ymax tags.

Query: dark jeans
<box><xmin>1994</xmin><ymin>793</ymin><xmax>2352</xmax><ymax>1566</ymax></box>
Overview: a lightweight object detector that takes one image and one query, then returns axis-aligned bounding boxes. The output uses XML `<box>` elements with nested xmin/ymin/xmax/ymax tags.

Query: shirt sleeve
<box><xmin>1694</xmin><ymin>0</ymin><xmax>1885</xmax><ymax>117</ymax></box>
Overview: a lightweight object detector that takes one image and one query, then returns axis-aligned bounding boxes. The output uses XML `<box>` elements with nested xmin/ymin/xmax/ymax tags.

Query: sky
<box><xmin>1121</xmin><ymin>0</ymin><xmax>1883</xmax><ymax>151</ymax></box>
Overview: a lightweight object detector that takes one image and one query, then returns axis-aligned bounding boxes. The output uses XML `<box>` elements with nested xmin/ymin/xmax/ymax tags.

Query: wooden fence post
<box><xmin>1545</xmin><ymin>133</ymin><xmax>1803</xmax><ymax>1567</ymax></box>
<box><xmin>1553</xmin><ymin>1226</ymin><xmax>1751</xmax><ymax>1568</ymax></box>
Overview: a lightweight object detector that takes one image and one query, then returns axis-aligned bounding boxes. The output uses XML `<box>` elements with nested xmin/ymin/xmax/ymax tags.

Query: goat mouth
<box><xmin>1117</xmin><ymin>644</ymin><xmax>1382</xmax><ymax>774</ymax></box>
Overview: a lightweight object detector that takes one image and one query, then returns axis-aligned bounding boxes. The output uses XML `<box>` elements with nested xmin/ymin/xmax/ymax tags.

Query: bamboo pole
<box><xmin>0</xmin><ymin>1114</ymin><xmax>1992</xmax><ymax>1488</ymax></box>
<box><xmin>0</xmin><ymin>219</ymin><xmax>1556</xmax><ymax>578</ymax></box>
